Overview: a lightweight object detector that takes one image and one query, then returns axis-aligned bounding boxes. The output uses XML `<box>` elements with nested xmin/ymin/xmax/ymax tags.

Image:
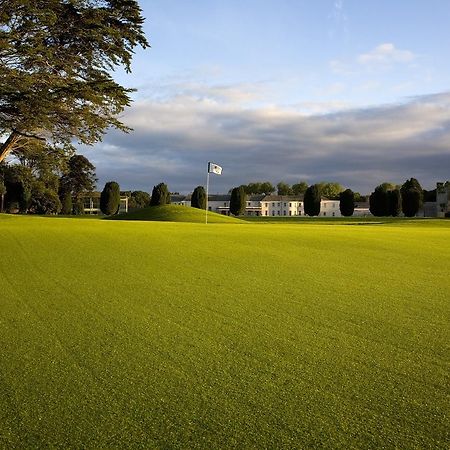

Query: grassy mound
<box><xmin>0</xmin><ymin>215</ymin><xmax>449</xmax><ymax>448</ymax></box>
<box><xmin>110</xmin><ymin>204</ymin><xmax>241</xmax><ymax>223</ymax></box>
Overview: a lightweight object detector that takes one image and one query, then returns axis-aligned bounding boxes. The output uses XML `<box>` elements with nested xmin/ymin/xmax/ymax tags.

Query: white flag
<box><xmin>208</xmin><ymin>162</ymin><xmax>222</xmax><ymax>175</ymax></box>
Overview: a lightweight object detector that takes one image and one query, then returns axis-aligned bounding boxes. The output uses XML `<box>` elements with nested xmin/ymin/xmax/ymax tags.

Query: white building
<box><xmin>436</xmin><ymin>182</ymin><xmax>450</xmax><ymax>217</ymax></box>
<box><xmin>170</xmin><ymin>194</ymin><xmax>356</xmax><ymax>217</ymax></box>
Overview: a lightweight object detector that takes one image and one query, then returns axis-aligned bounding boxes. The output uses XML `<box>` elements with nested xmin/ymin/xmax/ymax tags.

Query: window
<box><xmin>224</xmin><ymin>202</ymin><xmax>226</xmax><ymax>206</ymax></box>
<box><xmin>284</xmin><ymin>202</ymin><xmax>287</xmax><ymax>207</ymax></box>
<box><xmin>284</xmin><ymin>211</ymin><xmax>287</xmax><ymax>216</ymax></box>
<box><xmin>272</xmin><ymin>202</ymin><xmax>275</xmax><ymax>207</ymax></box>
<box><xmin>272</xmin><ymin>211</ymin><xmax>275</xmax><ymax>216</ymax></box>
<box><xmin>323</xmin><ymin>212</ymin><xmax>326</xmax><ymax>216</ymax></box>
<box><xmin>289</xmin><ymin>202</ymin><xmax>292</xmax><ymax>207</ymax></box>
<box><xmin>277</xmin><ymin>211</ymin><xmax>280</xmax><ymax>215</ymax></box>
<box><xmin>247</xmin><ymin>202</ymin><xmax>251</xmax><ymax>206</ymax></box>
<box><xmin>332</xmin><ymin>212</ymin><xmax>335</xmax><ymax>217</ymax></box>
<box><xmin>289</xmin><ymin>211</ymin><xmax>292</xmax><ymax>216</ymax></box>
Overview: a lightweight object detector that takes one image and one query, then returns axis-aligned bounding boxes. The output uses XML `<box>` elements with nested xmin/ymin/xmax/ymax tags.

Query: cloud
<box><xmin>83</xmin><ymin>90</ymin><xmax>450</xmax><ymax>195</ymax></box>
<box><xmin>330</xmin><ymin>43</ymin><xmax>417</xmax><ymax>76</ymax></box>
<box><xmin>357</xmin><ymin>43</ymin><xmax>416</xmax><ymax>66</ymax></box>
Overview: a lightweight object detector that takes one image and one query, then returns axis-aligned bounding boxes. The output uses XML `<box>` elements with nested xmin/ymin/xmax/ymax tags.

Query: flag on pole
<box><xmin>208</xmin><ymin>162</ymin><xmax>222</xmax><ymax>175</ymax></box>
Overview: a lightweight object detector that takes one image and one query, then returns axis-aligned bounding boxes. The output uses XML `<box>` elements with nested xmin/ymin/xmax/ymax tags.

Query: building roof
<box><xmin>261</xmin><ymin>195</ymin><xmax>304</xmax><ymax>201</ymax></box>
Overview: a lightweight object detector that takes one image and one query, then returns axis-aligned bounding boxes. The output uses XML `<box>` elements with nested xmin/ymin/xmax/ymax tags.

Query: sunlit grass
<box><xmin>0</xmin><ymin>214</ymin><xmax>448</xmax><ymax>448</ymax></box>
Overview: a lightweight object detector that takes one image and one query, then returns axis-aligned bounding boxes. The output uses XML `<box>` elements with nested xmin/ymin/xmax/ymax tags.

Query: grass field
<box><xmin>0</xmin><ymin>213</ymin><xmax>449</xmax><ymax>448</ymax></box>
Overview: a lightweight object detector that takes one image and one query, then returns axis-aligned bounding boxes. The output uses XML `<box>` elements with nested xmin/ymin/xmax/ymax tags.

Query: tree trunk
<box><xmin>0</xmin><ymin>194</ymin><xmax>3</xmax><ymax>213</ymax></box>
<box><xmin>0</xmin><ymin>132</ymin><xmax>20</xmax><ymax>163</ymax></box>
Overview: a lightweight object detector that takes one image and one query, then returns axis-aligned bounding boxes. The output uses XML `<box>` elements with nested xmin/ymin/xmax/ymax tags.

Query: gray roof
<box><xmin>261</xmin><ymin>195</ymin><xmax>304</xmax><ymax>201</ymax></box>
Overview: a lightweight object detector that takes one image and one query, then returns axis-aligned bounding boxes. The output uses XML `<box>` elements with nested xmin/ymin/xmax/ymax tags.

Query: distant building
<box><xmin>81</xmin><ymin>192</ymin><xmax>129</xmax><ymax>215</ymax></box>
<box><xmin>436</xmin><ymin>182</ymin><xmax>450</xmax><ymax>217</ymax></box>
<box><xmin>169</xmin><ymin>193</ymin><xmax>368</xmax><ymax>217</ymax></box>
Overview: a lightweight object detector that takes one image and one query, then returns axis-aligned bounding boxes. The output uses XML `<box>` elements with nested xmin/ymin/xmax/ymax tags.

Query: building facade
<box><xmin>170</xmin><ymin>194</ymin><xmax>365</xmax><ymax>217</ymax></box>
<box><xmin>436</xmin><ymin>182</ymin><xmax>450</xmax><ymax>217</ymax></box>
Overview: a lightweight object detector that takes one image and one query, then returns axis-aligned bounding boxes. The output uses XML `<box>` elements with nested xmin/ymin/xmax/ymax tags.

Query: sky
<box><xmin>82</xmin><ymin>0</ymin><xmax>450</xmax><ymax>194</ymax></box>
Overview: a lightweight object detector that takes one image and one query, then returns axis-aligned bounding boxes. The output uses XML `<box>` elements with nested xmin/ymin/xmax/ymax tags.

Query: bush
<box><xmin>30</xmin><ymin>185</ymin><xmax>62</xmax><ymax>214</ymax></box>
<box><xmin>100</xmin><ymin>181</ymin><xmax>120</xmax><ymax>215</ymax></box>
<box><xmin>191</xmin><ymin>186</ymin><xmax>206</xmax><ymax>209</ymax></box>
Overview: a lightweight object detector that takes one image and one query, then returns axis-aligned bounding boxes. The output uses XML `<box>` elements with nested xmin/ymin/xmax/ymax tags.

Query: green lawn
<box><xmin>0</xmin><ymin>214</ymin><xmax>449</xmax><ymax>448</ymax></box>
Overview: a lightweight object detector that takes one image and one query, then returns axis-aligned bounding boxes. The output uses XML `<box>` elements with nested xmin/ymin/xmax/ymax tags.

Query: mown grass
<box><xmin>0</xmin><ymin>214</ymin><xmax>449</xmax><ymax>448</ymax></box>
<box><xmin>111</xmin><ymin>204</ymin><xmax>242</xmax><ymax>223</ymax></box>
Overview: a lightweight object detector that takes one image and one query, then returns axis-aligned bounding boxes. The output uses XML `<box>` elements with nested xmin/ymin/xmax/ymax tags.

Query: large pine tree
<box><xmin>0</xmin><ymin>0</ymin><xmax>148</xmax><ymax>162</ymax></box>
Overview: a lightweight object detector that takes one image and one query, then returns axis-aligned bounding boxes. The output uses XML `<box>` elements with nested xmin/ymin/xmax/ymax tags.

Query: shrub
<box><xmin>30</xmin><ymin>185</ymin><xmax>62</xmax><ymax>214</ymax></box>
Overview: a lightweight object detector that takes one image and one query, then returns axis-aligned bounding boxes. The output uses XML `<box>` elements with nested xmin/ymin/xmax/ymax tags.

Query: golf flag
<box><xmin>208</xmin><ymin>162</ymin><xmax>222</xmax><ymax>175</ymax></box>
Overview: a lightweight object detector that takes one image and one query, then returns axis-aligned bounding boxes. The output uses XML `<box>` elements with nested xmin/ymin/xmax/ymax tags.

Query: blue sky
<box><xmin>84</xmin><ymin>0</ymin><xmax>450</xmax><ymax>194</ymax></box>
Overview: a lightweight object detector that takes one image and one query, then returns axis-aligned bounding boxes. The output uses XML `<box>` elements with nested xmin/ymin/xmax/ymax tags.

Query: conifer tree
<box><xmin>100</xmin><ymin>181</ymin><xmax>120</xmax><ymax>215</ymax></box>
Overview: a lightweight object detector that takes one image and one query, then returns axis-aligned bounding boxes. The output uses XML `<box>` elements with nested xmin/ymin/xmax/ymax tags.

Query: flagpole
<box><xmin>205</xmin><ymin>163</ymin><xmax>210</xmax><ymax>225</ymax></box>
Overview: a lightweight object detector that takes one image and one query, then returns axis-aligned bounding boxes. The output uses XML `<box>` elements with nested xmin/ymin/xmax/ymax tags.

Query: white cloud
<box><xmin>357</xmin><ymin>43</ymin><xmax>416</xmax><ymax>66</ymax></box>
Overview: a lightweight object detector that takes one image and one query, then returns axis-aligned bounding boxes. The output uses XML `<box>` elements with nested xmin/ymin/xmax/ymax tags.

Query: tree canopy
<box><xmin>150</xmin><ymin>183</ymin><xmax>170</xmax><ymax>206</ymax></box>
<box><xmin>0</xmin><ymin>0</ymin><xmax>149</xmax><ymax>162</ymax></box>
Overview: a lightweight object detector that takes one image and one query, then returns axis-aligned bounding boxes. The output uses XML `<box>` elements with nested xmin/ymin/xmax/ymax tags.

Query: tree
<box><xmin>100</xmin><ymin>181</ymin><xmax>120</xmax><ymax>215</ymax></box>
<box><xmin>2</xmin><ymin>164</ymin><xmax>33</xmax><ymax>212</ymax></box>
<box><xmin>229</xmin><ymin>186</ymin><xmax>246</xmax><ymax>216</ymax></box>
<box><xmin>339</xmin><ymin>189</ymin><xmax>355</xmax><ymax>216</ymax></box>
<box><xmin>318</xmin><ymin>182</ymin><xmax>344</xmax><ymax>199</ymax></box>
<box><xmin>60</xmin><ymin>191</ymin><xmax>73</xmax><ymax>215</ymax></box>
<box><xmin>369</xmin><ymin>184</ymin><xmax>393</xmax><ymax>216</ymax></box>
<box><xmin>402</xmin><ymin>188</ymin><xmax>421</xmax><ymax>217</ymax></box>
<box><xmin>60</xmin><ymin>155</ymin><xmax>96</xmax><ymax>200</ymax></box>
<box><xmin>401</xmin><ymin>178</ymin><xmax>423</xmax><ymax>216</ymax></box>
<box><xmin>292</xmin><ymin>181</ymin><xmax>308</xmax><ymax>196</ymax></box>
<box><xmin>191</xmin><ymin>186</ymin><xmax>206</xmax><ymax>209</ymax></box>
<box><xmin>0</xmin><ymin>179</ymin><xmax>5</xmax><ymax>212</ymax></box>
<box><xmin>277</xmin><ymin>181</ymin><xmax>293</xmax><ymax>196</ymax></box>
<box><xmin>260</xmin><ymin>182</ymin><xmax>275</xmax><ymax>195</ymax></box>
<box><xmin>388</xmin><ymin>189</ymin><xmax>402</xmax><ymax>217</ymax></box>
<box><xmin>130</xmin><ymin>191</ymin><xmax>150</xmax><ymax>209</ymax></box>
<box><xmin>150</xmin><ymin>183</ymin><xmax>170</xmax><ymax>206</ymax></box>
<box><xmin>0</xmin><ymin>0</ymin><xmax>149</xmax><ymax>162</ymax></box>
<box><xmin>304</xmin><ymin>184</ymin><xmax>321</xmax><ymax>216</ymax></box>
<box><xmin>29</xmin><ymin>181</ymin><xmax>61</xmax><ymax>214</ymax></box>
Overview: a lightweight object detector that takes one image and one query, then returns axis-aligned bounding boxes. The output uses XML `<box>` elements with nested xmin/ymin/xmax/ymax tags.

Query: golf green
<box><xmin>0</xmin><ymin>214</ymin><xmax>449</xmax><ymax>448</ymax></box>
